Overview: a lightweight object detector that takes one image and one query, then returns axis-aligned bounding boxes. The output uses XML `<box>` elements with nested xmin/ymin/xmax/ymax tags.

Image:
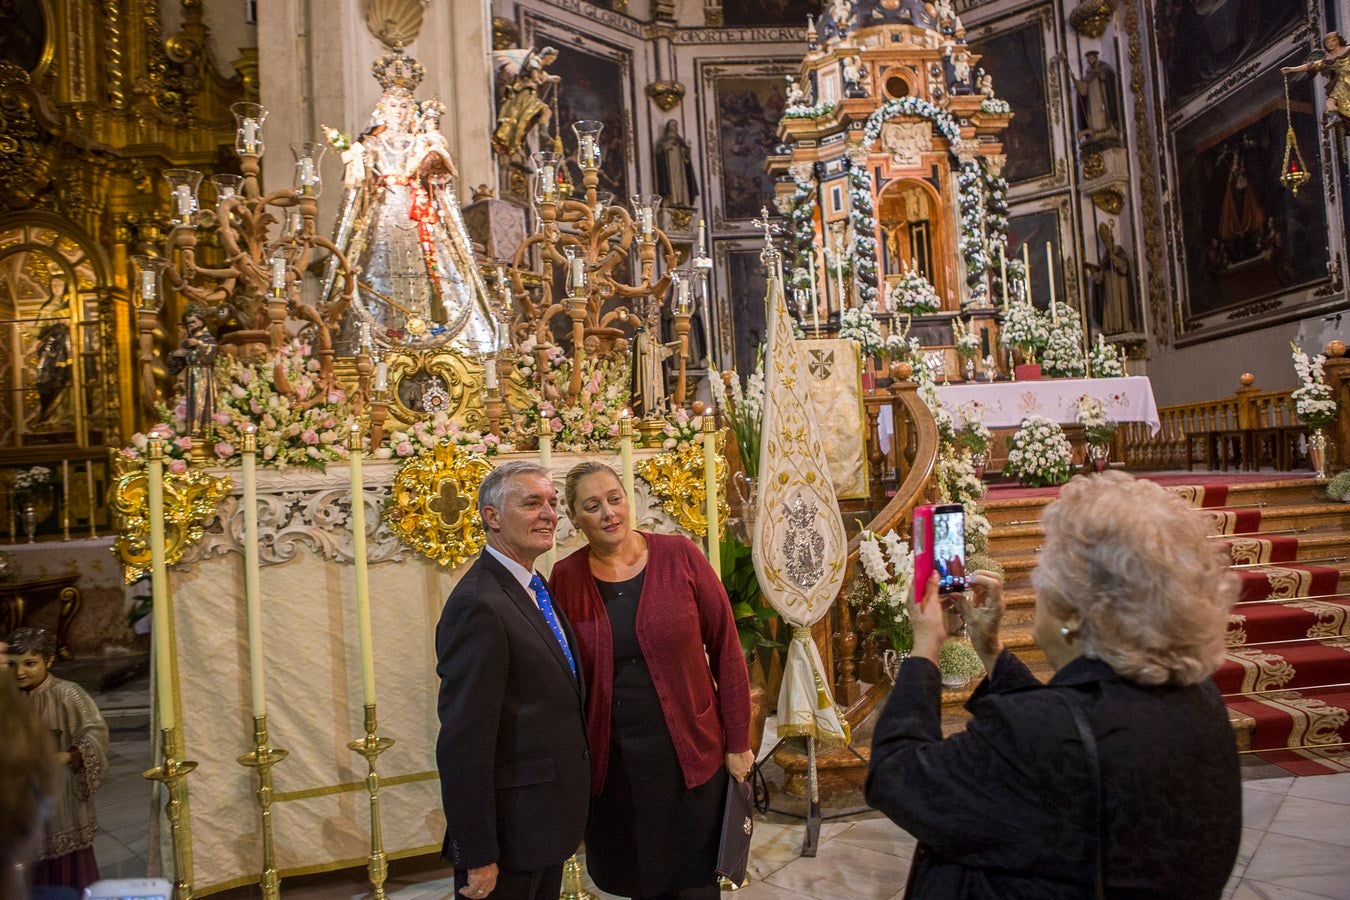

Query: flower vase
<box><xmin>1087</xmin><ymin>443</ymin><xmax>1110</xmax><ymax>473</ymax></box>
<box><xmin>971</xmin><ymin>451</ymin><xmax>988</xmax><ymax>480</ymax></box>
<box><xmin>22</xmin><ymin>503</ymin><xmax>36</xmax><ymax>542</ymax></box>
<box><xmin>964</xmin><ymin>357</ymin><xmax>975</xmax><ymax>382</ymax></box>
<box><xmin>881</xmin><ymin>648</ymin><xmax>909</xmax><ymax>682</ymax></box>
<box><xmin>1308</xmin><ymin>429</ymin><xmax>1328</xmax><ymax>479</ymax></box>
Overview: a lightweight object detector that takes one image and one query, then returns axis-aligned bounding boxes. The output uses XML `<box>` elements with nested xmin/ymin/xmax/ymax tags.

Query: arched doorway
<box><xmin>877</xmin><ymin>178</ymin><xmax>951</xmax><ymax>307</ymax></box>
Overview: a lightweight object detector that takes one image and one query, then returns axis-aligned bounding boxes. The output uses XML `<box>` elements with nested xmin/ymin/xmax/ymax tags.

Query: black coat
<box><xmin>435</xmin><ymin>551</ymin><xmax>591</xmax><ymax>871</ymax></box>
<box><xmin>866</xmin><ymin>650</ymin><xmax>1241</xmax><ymax>899</ymax></box>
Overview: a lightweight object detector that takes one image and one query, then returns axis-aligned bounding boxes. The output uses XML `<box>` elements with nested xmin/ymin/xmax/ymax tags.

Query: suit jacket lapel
<box><xmin>479</xmin><ymin>552</ymin><xmax>581</xmax><ymax>694</ymax></box>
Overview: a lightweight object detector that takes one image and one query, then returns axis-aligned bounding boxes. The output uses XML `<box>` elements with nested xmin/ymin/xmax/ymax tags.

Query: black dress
<box><xmin>586</xmin><ymin>571</ymin><xmax>726</xmax><ymax>900</ymax></box>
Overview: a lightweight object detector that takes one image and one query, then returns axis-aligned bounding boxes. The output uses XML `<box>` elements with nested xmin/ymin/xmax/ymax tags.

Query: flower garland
<box><xmin>1088</xmin><ymin>334</ymin><xmax>1126</xmax><ymax>377</ymax></box>
<box><xmin>1003</xmin><ymin>415</ymin><xmax>1073</xmax><ymax>487</ymax></box>
<box><xmin>507</xmin><ymin>336</ymin><xmax>630</xmax><ymax>452</ymax></box>
<box><xmin>784</xmin><ymin>101</ymin><xmax>837</xmax><ymax>119</ymax></box>
<box><xmin>1291</xmin><ymin>343</ymin><xmax>1339</xmax><ymax>430</ymax></box>
<box><xmin>980</xmin><ymin>98</ymin><xmax>1012</xmax><ymax>115</ymax></box>
<box><xmin>382</xmin><ymin>412</ymin><xmax>509</xmax><ymax>459</ymax></box>
<box><xmin>1042</xmin><ymin>303</ymin><xmax>1086</xmax><ymax>378</ymax></box>
<box><xmin>847</xmin><ymin>159</ymin><xmax>880</xmax><ymax>306</ymax></box>
<box><xmin>888</xmin><ymin>267</ymin><xmax>941</xmax><ymax>316</ymax></box>
<box><xmin>838</xmin><ymin>303</ymin><xmax>885</xmax><ymax>358</ymax></box>
<box><xmin>785</xmin><ymin>165</ymin><xmax>819</xmax><ymax>295</ymax></box>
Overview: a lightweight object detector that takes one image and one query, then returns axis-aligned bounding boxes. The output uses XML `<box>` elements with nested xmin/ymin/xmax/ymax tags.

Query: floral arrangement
<box><xmin>980</xmin><ymin>98</ymin><xmax>1012</xmax><ymax>115</ymax></box>
<box><xmin>839</xmin><ymin>303</ymin><xmax>885</xmax><ymax>358</ymax></box>
<box><xmin>661</xmin><ymin>407</ymin><xmax>704</xmax><ymax>452</ymax></box>
<box><xmin>382</xmin><ymin>412</ymin><xmax>509</xmax><ymax>459</ymax></box>
<box><xmin>783</xmin><ymin>101</ymin><xmax>837</xmax><ymax>119</ymax></box>
<box><xmin>1074</xmin><ymin>395</ymin><xmax>1116</xmax><ymax>446</ymax></box>
<box><xmin>1088</xmin><ymin>334</ymin><xmax>1126</xmax><ymax>378</ymax></box>
<box><xmin>856</xmin><ymin>528</ymin><xmax>915</xmax><ymax>655</ymax></box>
<box><xmin>1003</xmin><ymin>415</ymin><xmax>1073</xmax><ymax>487</ymax></box>
<box><xmin>784</xmin><ymin>164</ymin><xmax>819</xmax><ymax>293</ymax></box>
<box><xmin>885</xmin><ymin>332</ymin><xmax>920</xmax><ymax>362</ymax></box>
<box><xmin>13</xmin><ymin>465</ymin><xmax>52</xmax><ymax>504</ymax></box>
<box><xmin>888</xmin><ymin>267</ymin><xmax>941</xmax><ymax>316</ymax></box>
<box><xmin>125</xmin><ymin>339</ymin><xmax>357</xmax><ymax>471</ymax></box>
<box><xmin>1326</xmin><ymin>470</ymin><xmax>1350</xmax><ymax>502</ymax></box>
<box><xmin>508</xmin><ymin>336</ymin><xmax>629</xmax><ymax>452</ymax></box>
<box><xmin>711</xmin><ymin>353</ymin><xmax>765</xmax><ymax>478</ymax></box>
<box><xmin>952</xmin><ymin>317</ymin><xmax>982</xmax><ymax>359</ymax></box>
<box><xmin>999</xmin><ymin>301</ymin><xmax>1050</xmax><ymax>363</ymax></box>
<box><xmin>939</xmin><ymin>640</ymin><xmax>986</xmax><ymax>684</ymax></box>
<box><xmin>847</xmin><ymin>156</ymin><xmax>880</xmax><ymax>306</ymax></box>
<box><xmin>956</xmin><ymin>419</ymin><xmax>992</xmax><ymax>456</ymax></box>
<box><xmin>1042</xmin><ymin>305</ymin><xmax>1087</xmax><ymax>378</ymax></box>
<box><xmin>1291</xmin><ymin>343</ymin><xmax>1339</xmax><ymax>430</ymax></box>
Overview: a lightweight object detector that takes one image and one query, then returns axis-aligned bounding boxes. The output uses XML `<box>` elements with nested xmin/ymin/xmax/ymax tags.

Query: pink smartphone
<box><xmin>912</xmin><ymin>504</ymin><xmax>934</xmax><ymax>604</ymax></box>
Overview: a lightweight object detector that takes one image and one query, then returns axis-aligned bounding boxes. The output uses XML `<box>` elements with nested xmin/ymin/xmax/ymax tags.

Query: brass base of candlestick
<box><xmin>348</xmin><ymin>703</ymin><xmax>395</xmax><ymax>900</ymax></box>
<box><xmin>143</xmin><ymin>728</ymin><xmax>199</xmax><ymax>900</ymax></box>
<box><xmin>238</xmin><ymin>714</ymin><xmax>288</xmax><ymax>900</ymax></box>
<box><xmin>560</xmin><ymin>854</ymin><xmax>596</xmax><ymax>900</ymax></box>
<box><xmin>638</xmin><ymin>416</ymin><xmax>666</xmax><ymax>448</ymax></box>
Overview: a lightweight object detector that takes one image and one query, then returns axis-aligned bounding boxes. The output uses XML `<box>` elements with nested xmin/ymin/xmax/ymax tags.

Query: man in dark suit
<box><xmin>436</xmin><ymin>460</ymin><xmax>590</xmax><ymax>900</ymax></box>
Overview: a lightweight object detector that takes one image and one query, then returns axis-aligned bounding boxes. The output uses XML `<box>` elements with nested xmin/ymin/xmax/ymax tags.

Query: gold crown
<box><xmin>372</xmin><ymin>45</ymin><xmax>425</xmax><ymax>95</ymax></box>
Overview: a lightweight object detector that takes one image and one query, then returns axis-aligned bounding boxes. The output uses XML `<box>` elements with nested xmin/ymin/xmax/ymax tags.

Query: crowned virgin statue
<box><xmin>323</xmin><ymin>46</ymin><xmax>500</xmax><ymax>354</ymax></box>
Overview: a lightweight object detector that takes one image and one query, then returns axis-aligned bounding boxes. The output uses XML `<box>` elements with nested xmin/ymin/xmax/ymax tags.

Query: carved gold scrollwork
<box><xmin>646</xmin><ymin>80</ymin><xmax>686</xmax><ymax>111</ymax></box>
<box><xmin>111</xmin><ymin>459</ymin><xmax>232</xmax><ymax>583</ymax></box>
<box><xmin>1069</xmin><ymin>0</ymin><xmax>1115</xmax><ymax>38</ymax></box>
<box><xmin>384</xmin><ymin>444</ymin><xmax>493</xmax><ymax>569</ymax></box>
<box><xmin>384</xmin><ymin>349</ymin><xmax>488</xmax><ymax>433</ymax></box>
<box><xmin>636</xmin><ymin>437</ymin><xmax>729</xmax><ymax>538</ymax></box>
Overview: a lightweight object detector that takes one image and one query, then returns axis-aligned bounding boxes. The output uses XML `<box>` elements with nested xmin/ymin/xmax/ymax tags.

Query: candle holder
<box><xmin>348</xmin><ymin>703</ymin><xmax>395</xmax><ymax>900</ymax></box>
<box><xmin>561</xmin><ymin>855</ymin><xmax>597</xmax><ymax>900</ymax></box>
<box><xmin>701</xmin><ymin>416</ymin><xmax>722</xmax><ymax>577</ymax></box>
<box><xmin>143</xmin><ymin>727</ymin><xmax>199</xmax><ymax>900</ymax></box>
<box><xmin>237</xmin><ymin>715</ymin><xmax>288</xmax><ymax>900</ymax></box>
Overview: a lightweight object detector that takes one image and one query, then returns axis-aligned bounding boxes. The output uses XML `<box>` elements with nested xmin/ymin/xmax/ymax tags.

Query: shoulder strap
<box><xmin>1061</xmin><ymin>691</ymin><xmax>1106</xmax><ymax>900</ymax></box>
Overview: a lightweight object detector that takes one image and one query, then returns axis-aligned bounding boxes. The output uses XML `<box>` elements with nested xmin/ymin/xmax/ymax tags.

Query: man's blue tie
<box><xmin>529</xmin><ymin>574</ymin><xmax>577</xmax><ymax>678</ymax></box>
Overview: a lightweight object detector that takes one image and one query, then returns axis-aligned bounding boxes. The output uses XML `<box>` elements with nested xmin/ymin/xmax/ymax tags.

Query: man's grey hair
<box><xmin>478</xmin><ymin>460</ymin><xmax>551</xmax><ymax>515</ymax></box>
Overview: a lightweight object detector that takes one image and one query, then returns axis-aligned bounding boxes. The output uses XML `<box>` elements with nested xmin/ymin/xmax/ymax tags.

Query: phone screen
<box><xmin>933</xmin><ymin>504</ymin><xmax>966</xmax><ymax>593</ymax></box>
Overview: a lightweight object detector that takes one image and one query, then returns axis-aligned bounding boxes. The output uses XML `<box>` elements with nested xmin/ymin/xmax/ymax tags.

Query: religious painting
<box><xmin>722</xmin><ymin>0</ymin><xmax>821</xmax><ymax>26</ymax></box>
<box><xmin>721</xmin><ymin>245</ymin><xmax>770</xmax><ymax>377</ymax></box>
<box><xmin>1172</xmin><ymin>72</ymin><xmax>1329</xmax><ymax>320</ymax></box>
<box><xmin>0</xmin><ymin>0</ymin><xmax>47</xmax><ymax>73</ymax></box>
<box><xmin>1005</xmin><ymin>210</ymin><xmax>1064</xmax><ymax>315</ymax></box>
<box><xmin>1154</xmin><ymin>0</ymin><xmax>1302</xmax><ymax>107</ymax></box>
<box><xmin>711</xmin><ymin>72</ymin><xmax>788</xmax><ymax>222</ymax></box>
<box><xmin>550</xmin><ymin>43</ymin><xmax>631</xmax><ymax>200</ymax></box>
<box><xmin>970</xmin><ymin>21</ymin><xmax>1053</xmax><ymax>184</ymax></box>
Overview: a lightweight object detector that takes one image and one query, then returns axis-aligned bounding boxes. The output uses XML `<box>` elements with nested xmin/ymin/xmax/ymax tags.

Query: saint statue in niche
<box><xmin>653</xmin><ymin>120</ymin><xmax>698</xmax><ymax>209</ymax></box>
<box><xmin>1283</xmin><ymin>31</ymin><xmax>1350</xmax><ymax>128</ymax></box>
<box><xmin>166</xmin><ymin>304</ymin><xmax>219</xmax><ymax>441</ymax></box>
<box><xmin>323</xmin><ymin>46</ymin><xmax>499</xmax><ymax>355</ymax></box>
<box><xmin>1066</xmin><ymin>51</ymin><xmax>1122</xmax><ymax>149</ymax></box>
<box><xmin>1085</xmin><ymin>222</ymin><xmax>1138</xmax><ymax>336</ymax></box>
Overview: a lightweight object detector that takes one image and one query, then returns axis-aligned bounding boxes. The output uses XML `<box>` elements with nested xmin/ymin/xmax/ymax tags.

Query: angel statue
<box><xmin>1283</xmin><ymin>31</ymin><xmax>1350</xmax><ymax>127</ymax></box>
<box><xmin>491</xmin><ymin>46</ymin><xmax>562</xmax><ymax>160</ymax></box>
<box><xmin>321</xmin><ymin>45</ymin><xmax>499</xmax><ymax>354</ymax></box>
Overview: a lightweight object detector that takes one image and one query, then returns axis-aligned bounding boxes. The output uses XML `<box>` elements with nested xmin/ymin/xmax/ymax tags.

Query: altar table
<box><xmin>878</xmin><ymin>376</ymin><xmax>1160</xmax><ymax>453</ymax></box>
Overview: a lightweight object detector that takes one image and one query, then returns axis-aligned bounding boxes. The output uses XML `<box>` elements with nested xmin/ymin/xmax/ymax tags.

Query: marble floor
<box><xmin>65</xmin><ymin>662</ymin><xmax>1350</xmax><ymax>899</ymax></box>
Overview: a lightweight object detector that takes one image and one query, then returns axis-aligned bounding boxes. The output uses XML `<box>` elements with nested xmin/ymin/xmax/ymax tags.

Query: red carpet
<box><xmin>984</xmin><ymin>471</ymin><xmax>1315</xmax><ymax>501</ymax></box>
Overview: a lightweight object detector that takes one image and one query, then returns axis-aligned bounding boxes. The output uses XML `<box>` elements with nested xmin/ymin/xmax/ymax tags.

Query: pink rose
<box><xmin>591</xmin><ymin>401</ymin><xmax>604</xmax><ymax>412</ymax></box>
<box><xmin>396</xmin><ymin>441</ymin><xmax>414</xmax><ymax>456</ymax></box>
<box><xmin>239</xmin><ymin>368</ymin><xmax>252</xmax><ymax>386</ymax></box>
<box><xmin>328</xmin><ymin>390</ymin><xmax>344</xmax><ymax>404</ymax></box>
<box><xmin>250</xmin><ymin>400</ymin><xmax>262</xmax><ymax>414</ymax></box>
<box><xmin>551</xmin><ymin>418</ymin><xmax>564</xmax><ymax>433</ymax></box>
<box><xmin>131</xmin><ymin>433</ymin><xmax>149</xmax><ymax>450</ymax></box>
<box><xmin>213</xmin><ymin>412</ymin><xmax>231</xmax><ymax>425</ymax></box>
<box><xmin>174</xmin><ymin>437</ymin><xmax>193</xmax><ymax>451</ymax></box>
<box><xmin>295</xmin><ymin>384</ymin><xmax>311</xmax><ymax>401</ymax></box>
<box><xmin>214</xmin><ymin>441</ymin><xmax>235</xmax><ymax>458</ymax></box>
<box><xmin>167</xmin><ymin>459</ymin><xmax>187</xmax><ymax>474</ymax></box>
<box><xmin>263</xmin><ymin>445</ymin><xmax>277</xmax><ymax>460</ymax></box>
<box><xmin>580</xmin><ymin>420</ymin><xmax>594</xmax><ymax>435</ymax></box>
<box><xmin>301</xmin><ymin>430</ymin><xmax>319</xmax><ymax>445</ymax></box>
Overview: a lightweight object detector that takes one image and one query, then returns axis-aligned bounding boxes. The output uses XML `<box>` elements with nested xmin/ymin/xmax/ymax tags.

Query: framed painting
<box><xmin>1005</xmin><ymin>209</ymin><xmax>1064</xmax><ymax>315</ymax></box>
<box><xmin>1154</xmin><ymin>0</ymin><xmax>1303</xmax><ymax>108</ymax></box>
<box><xmin>1171</xmin><ymin>71</ymin><xmax>1330</xmax><ymax>324</ymax></box>
<box><xmin>545</xmin><ymin>41</ymin><xmax>633</xmax><ymax>200</ymax></box>
<box><xmin>970</xmin><ymin>19</ymin><xmax>1054</xmax><ymax>184</ymax></box>
<box><xmin>703</xmin><ymin>65</ymin><xmax>791</xmax><ymax>225</ymax></box>
<box><xmin>717</xmin><ymin>242</ymin><xmax>771</xmax><ymax>376</ymax></box>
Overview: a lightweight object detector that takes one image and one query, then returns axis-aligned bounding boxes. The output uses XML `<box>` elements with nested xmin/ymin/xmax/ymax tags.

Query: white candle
<box><xmin>348</xmin><ymin>426</ymin><xmax>376</xmax><ymax>707</ymax></box>
<box><xmin>140</xmin><ymin>269</ymin><xmax>157</xmax><ymax>303</ymax></box>
<box><xmin>242</xmin><ymin>117</ymin><xmax>258</xmax><ymax>148</ymax></box>
<box><xmin>1021</xmin><ymin>243</ymin><xmax>1033</xmax><ymax>307</ymax></box>
<box><xmin>640</xmin><ymin>208</ymin><xmax>653</xmax><ymax>237</ymax></box>
<box><xmin>300</xmin><ymin>158</ymin><xmax>316</xmax><ymax>191</ymax></box>
<box><xmin>485</xmin><ymin>360</ymin><xmax>498</xmax><ymax>390</ymax></box>
<box><xmin>999</xmin><ymin>244</ymin><xmax>1008</xmax><ymax>306</ymax></box>
<box><xmin>1046</xmin><ymin>242</ymin><xmax>1057</xmax><ymax>321</ymax></box>
<box><xmin>61</xmin><ymin>460</ymin><xmax>69</xmax><ymax>538</ymax></box>
<box><xmin>374</xmin><ymin>359</ymin><xmax>388</xmax><ymax>392</ymax></box>
<box><xmin>85</xmin><ymin>462</ymin><xmax>95</xmax><ymax>537</ymax></box>
<box><xmin>697</xmin><ymin>219</ymin><xmax>706</xmax><ymax>257</ymax></box>
<box><xmin>570</xmin><ymin>255</ymin><xmax>585</xmax><ymax>290</ymax></box>
<box><xmin>147</xmin><ymin>439</ymin><xmax>175</xmax><ymax>731</ymax></box>
<box><xmin>174</xmin><ymin>185</ymin><xmax>192</xmax><ymax>219</ymax></box>
<box><xmin>808</xmin><ymin>253</ymin><xmax>820</xmax><ymax>332</ymax></box>
<box><xmin>271</xmin><ymin>257</ymin><xmax>286</xmax><ymax>291</ymax></box>
<box><xmin>702</xmin><ymin>420</ymin><xmax>721</xmax><ymax>577</ymax></box>
<box><xmin>541</xmin><ymin>164</ymin><xmax>555</xmax><ymax>196</ymax></box>
<box><xmin>538</xmin><ymin>422</ymin><xmax>555</xmax><ymax>571</ymax></box>
<box><xmin>699</xmin><ymin>276</ymin><xmax>714</xmax><ymax>369</ymax></box>
<box><xmin>580</xmin><ymin>136</ymin><xmax>595</xmax><ymax>165</ymax></box>
<box><xmin>619</xmin><ymin>412</ymin><xmax>636</xmax><ymax>529</ymax></box>
<box><xmin>241</xmin><ymin>429</ymin><xmax>266</xmax><ymax>716</ymax></box>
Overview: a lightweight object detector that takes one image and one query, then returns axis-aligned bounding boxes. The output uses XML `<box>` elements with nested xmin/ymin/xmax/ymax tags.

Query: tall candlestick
<box><xmin>999</xmin><ymin>244</ymin><xmax>1008</xmax><ymax>306</ymax></box>
<box><xmin>241</xmin><ymin>428</ymin><xmax>266</xmax><ymax>716</ymax></box>
<box><xmin>537</xmin><ymin>419</ymin><xmax>555</xmax><ymax>572</ymax></box>
<box><xmin>61</xmin><ymin>459</ymin><xmax>70</xmax><ymax>541</ymax></box>
<box><xmin>701</xmin><ymin>417</ymin><xmax>721</xmax><ymax>577</ymax></box>
<box><xmin>808</xmin><ymin>252</ymin><xmax>820</xmax><ymax>332</ymax></box>
<box><xmin>833</xmin><ymin>238</ymin><xmax>846</xmax><ymax>309</ymax></box>
<box><xmin>347</xmin><ymin>426</ymin><xmax>376</xmax><ymax>707</ymax></box>
<box><xmin>1046</xmin><ymin>242</ymin><xmax>1057</xmax><ymax>322</ymax></box>
<box><xmin>699</xmin><ymin>275</ymin><xmax>714</xmax><ymax>370</ymax></box>
<box><xmin>697</xmin><ymin>219</ymin><xmax>706</xmax><ymax>257</ymax></box>
<box><xmin>1021</xmin><ymin>243</ymin><xmax>1033</xmax><ymax>307</ymax></box>
<box><xmin>147</xmin><ymin>437</ymin><xmax>175</xmax><ymax>731</ymax></box>
<box><xmin>619</xmin><ymin>412</ymin><xmax>636</xmax><ymax>528</ymax></box>
<box><xmin>85</xmin><ymin>461</ymin><xmax>95</xmax><ymax>537</ymax></box>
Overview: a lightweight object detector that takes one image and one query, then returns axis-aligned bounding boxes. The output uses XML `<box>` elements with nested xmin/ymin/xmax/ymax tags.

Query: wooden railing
<box><xmin>1120</xmin><ymin>378</ymin><xmax>1297</xmax><ymax>470</ymax></box>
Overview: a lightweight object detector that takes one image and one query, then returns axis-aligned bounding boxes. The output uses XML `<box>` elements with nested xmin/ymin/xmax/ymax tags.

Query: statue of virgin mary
<box><xmin>322</xmin><ymin>46</ymin><xmax>501</xmax><ymax>355</ymax></box>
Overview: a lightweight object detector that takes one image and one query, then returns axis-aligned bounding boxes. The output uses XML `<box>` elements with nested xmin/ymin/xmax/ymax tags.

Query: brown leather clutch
<box><xmin>715</xmin><ymin>776</ymin><xmax>754</xmax><ymax>884</ymax></box>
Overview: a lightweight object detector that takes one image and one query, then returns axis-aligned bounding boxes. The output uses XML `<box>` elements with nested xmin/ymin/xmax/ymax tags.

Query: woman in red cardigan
<box><xmin>551</xmin><ymin>461</ymin><xmax>753</xmax><ymax>899</ymax></box>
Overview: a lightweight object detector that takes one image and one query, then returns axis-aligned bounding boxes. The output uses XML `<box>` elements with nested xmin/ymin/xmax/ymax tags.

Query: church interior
<box><xmin>3</xmin><ymin>0</ymin><xmax>1350</xmax><ymax>897</ymax></box>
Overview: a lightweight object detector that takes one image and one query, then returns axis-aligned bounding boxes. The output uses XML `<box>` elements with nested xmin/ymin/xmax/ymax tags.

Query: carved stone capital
<box><xmin>646</xmin><ymin>80</ymin><xmax>686</xmax><ymax>111</ymax></box>
<box><xmin>1069</xmin><ymin>0</ymin><xmax>1116</xmax><ymax>38</ymax></box>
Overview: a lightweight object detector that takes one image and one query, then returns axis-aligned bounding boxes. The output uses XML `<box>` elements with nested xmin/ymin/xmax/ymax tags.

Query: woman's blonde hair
<box><xmin>1031</xmin><ymin>471</ymin><xmax>1237</xmax><ymax>685</ymax></box>
<box><xmin>563</xmin><ymin>461</ymin><xmax>624</xmax><ymax>518</ymax></box>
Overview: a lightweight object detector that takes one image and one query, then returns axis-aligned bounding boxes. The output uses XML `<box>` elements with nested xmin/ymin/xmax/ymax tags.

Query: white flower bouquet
<box><xmin>1291</xmin><ymin>343</ymin><xmax>1339</xmax><ymax>430</ymax></box>
<box><xmin>13</xmin><ymin>465</ymin><xmax>52</xmax><ymax>504</ymax></box>
<box><xmin>711</xmin><ymin>352</ymin><xmax>765</xmax><ymax>478</ymax></box>
<box><xmin>887</xmin><ymin>267</ymin><xmax>941</xmax><ymax>317</ymax></box>
<box><xmin>952</xmin><ymin>316</ymin><xmax>982</xmax><ymax>359</ymax></box>
<box><xmin>1088</xmin><ymin>334</ymin><xmax>1126</xmax><ymax>378</ymax></box>
<box><xmin>838</xmin><ymin>303</ymin><xmax>885</xmax><ymax>358</ymax></box>
<box><xmin>1074</xmin><ymin>395</ymin><xmax>1116</xmax><ymax>446</ymax></box>
<box><xmin>1042</xmin><ymin>303</ymin><xmax>1086</xmax><ymax>377</ymax></box>
<box><xmin>999</xmin><ymin>301</ymin><xmax>1049</xmax><ymax>363</ymax></box>
<box><xmin>855</xmin><ymin>528</ymin><xmax>915</xmax><ymax>655</ymax></box>
<box><xmin>1003</xmin><ymin>415</ymin><xmax>1073</xmax><ymax>487</ymax></box>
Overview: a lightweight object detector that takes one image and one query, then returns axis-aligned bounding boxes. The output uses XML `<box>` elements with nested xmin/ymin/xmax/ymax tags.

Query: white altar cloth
<box><xmin>878</xmin><ymin>376</ymin><xmax>1160</xmax><ymax>453</ymax></box>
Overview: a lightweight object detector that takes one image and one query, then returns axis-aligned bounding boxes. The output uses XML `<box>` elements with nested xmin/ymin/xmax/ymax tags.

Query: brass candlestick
<box><xmin>238</xmin><ymin>714</ymin><xmax>288</xmax><ymax>900</ymax></box>
<box><xmin>348</xmin><ymin>703</ymin><xmax>395</xmax><ymax>900</ymax></box>
<box><xmin>143</xmin><ymin>727</ymin><xmax>199</xmax><ymax>900</ymax></box>
<box><xmin>560</xmin><ymin>854</ymin><xmax>596</xmax><ymax>900</ymax></box>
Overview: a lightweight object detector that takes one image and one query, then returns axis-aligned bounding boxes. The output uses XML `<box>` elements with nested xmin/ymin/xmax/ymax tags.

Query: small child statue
<box><xmin>6</xmin><ymin>626</ymin><xmax>108</xmax><ymax>891</ymax></box>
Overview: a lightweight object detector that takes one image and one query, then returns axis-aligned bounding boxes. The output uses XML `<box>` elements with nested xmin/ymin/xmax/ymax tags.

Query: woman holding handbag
<box><xmin>867</xmin><ymin>472</ymin><xmax>1242</xmax><ymax>898</ymax></box>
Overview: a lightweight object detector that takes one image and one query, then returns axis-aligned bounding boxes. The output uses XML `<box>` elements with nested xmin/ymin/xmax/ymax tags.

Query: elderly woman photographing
<box><xmin>867</xmin><ymin>471</ymin><xmax>1242</xmax><ymax>898</ymax></box>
